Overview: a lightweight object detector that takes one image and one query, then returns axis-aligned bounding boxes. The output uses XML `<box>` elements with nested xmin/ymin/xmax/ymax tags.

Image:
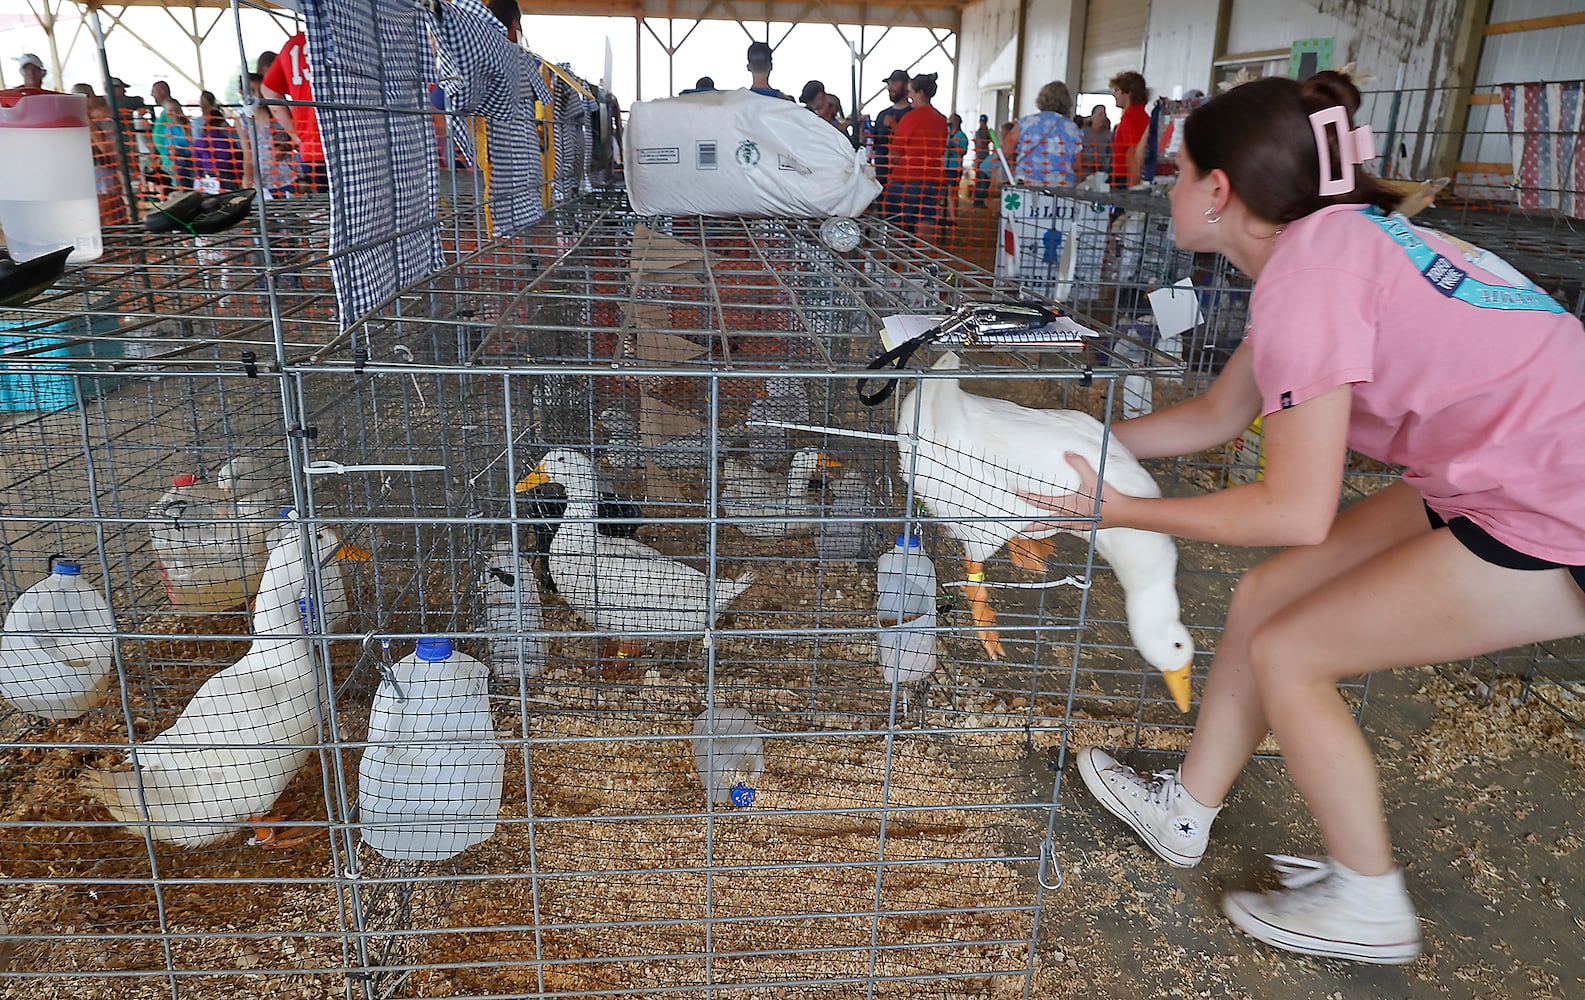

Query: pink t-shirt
<box><xmin>1249</xmin><ymin>203</ymin><xmax>1585</xmax><ymax>563</ymax></box>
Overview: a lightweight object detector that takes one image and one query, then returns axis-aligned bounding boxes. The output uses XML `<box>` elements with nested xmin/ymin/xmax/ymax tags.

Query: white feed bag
<box><xmin>624</xmin><ymin>89</ymin><xmax>881</xmax><ymax>218</ymax></box>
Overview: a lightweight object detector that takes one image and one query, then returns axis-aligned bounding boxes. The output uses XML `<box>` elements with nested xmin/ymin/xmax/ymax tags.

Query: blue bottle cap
<box><xmin>54</xmin><ymin>561</ymin><xmax>81</xmax><ymax>576</ymax></box>
<box><xmin>730</xmin><ymin>782</ymin><xmax>756</xmax><ymax>808</ymax></box>
<box><xmin>279</xmin><ymin>508</ymin><xmax>296</xmax><ymax>519</ymax></box>
<box><xmin>297</xmin><ymin>596</ymin><xmax>318</xmax><ymax>626</ymax></box>
<box><xmin>415</xmin><ymin>637</ymin><xmax>453</xmax><ymax>662</ymax></box>
<box><xmin>894</xmin><ymin>535</ymin><xmax>922</xmax><ymax>549</ymax></box>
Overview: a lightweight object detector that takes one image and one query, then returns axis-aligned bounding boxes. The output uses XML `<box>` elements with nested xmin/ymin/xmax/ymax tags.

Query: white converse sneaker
<box><xmin>1076</xmin><ymin>746</ymin><xmax>1219</xmax><ymax>867</ymax></box>
<box><xmin>1222</xmin><ymin>854</ymin><xmax>1421</xmax><ymax>965</ymax></box>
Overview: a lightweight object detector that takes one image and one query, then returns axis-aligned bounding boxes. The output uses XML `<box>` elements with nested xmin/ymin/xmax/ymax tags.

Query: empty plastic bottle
<box><xmin>480</xmin><ymin>540</ymin><xmax>546</xmax><ymax>680</ymax></box>
<box><xmin>875</xmin><ymin>534</ymin><xmax>938</xmax><ymax>688</ymax></box>
<box><xmin>0</xmin><ymin>559</ymin><xmax>116</xmax><ymax>720</ymax></box>
<box><xmin>358</xmin><ymin>638</ymin><xmax>504</xmax><ymax>861</ymax></box>
<box><xmin>691</xmin><ymin>707</ymin><xmax>766</xmax><ymax>807</ymax></box>
<box><xmin>148</xmin><ymin>474</ymin><xmax>274</xmax><ymax>610</ymax></box>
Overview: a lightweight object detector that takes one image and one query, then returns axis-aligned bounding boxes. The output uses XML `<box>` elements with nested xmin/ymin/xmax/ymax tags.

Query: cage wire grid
<box><xmin>27</xmin><ymin>55</ymin><xmax>1585</xmax><ymax>998</ymax></box>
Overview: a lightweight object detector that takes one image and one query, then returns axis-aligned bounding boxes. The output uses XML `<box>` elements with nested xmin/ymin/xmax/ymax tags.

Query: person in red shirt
<box><xmin>884</xmin><ymin>72</ymin><xmax>948</xmax><ymax>241</ymax></box>
<box><xmin>1109</xmin><ymin>70</ymin><xmax>1150</xmax><ymax>188</ymax></box>
<box><xmin>0</xmin><ymin>52</ymin><xmax>59</xmax><ymax>107</ymax></box>
<box><xmin>260</xmin><ymin>32</ymin><xmax>325</xmax><ymax>192</ymax></box>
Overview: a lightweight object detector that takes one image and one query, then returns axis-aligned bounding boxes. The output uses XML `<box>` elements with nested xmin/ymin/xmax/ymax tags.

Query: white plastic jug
<box><xmin>0</xmin><ymin>559</ymin><xmax>116</xmax><ymax>720</ymax></box>
<box><xmin>0</xmin><ymin>94</ymin><xmax>103</xmax><ymax>263</ymax></box>
<box><xmin>359</xmin><ymin>638</ymin><xmax>504</xmax><ymax>861</ymax></box>
<box><xmin>691</xmin><ymin>707</ymin><xmax>766</xmax><ymax>807</ymax></box>
<box><xmin>875</xmin><ymin>535</ymin><xmax>937</xmax><ymax>687</ymax></box>
<box><xmin>148</xmin><ymin>474</ymin><xmax>275</xmax><ymax>611</ymax></box>
<box><xmin>480</xmin><ymin>540</ymin><xmax>546</xmax><ymax>680</ymax></box>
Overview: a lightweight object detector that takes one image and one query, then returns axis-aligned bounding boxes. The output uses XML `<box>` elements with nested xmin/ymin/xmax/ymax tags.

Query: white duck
<box><xmin>0</xmin><ymin>559</ymin><xmax>117</xmax><ymax>721</ymax></box>
<box><xmin>82</xmin><ymin>523</ymin><xmax>366</xmax><ymax>847</ymax></box>
<box><xmin>516</xmin><ymin>449</ymin><xmax>757</xmax><ymax>661</ymax></box>
<box><xmin>721</xmin><ymin>447</ymin><xmax>838</xmax><ymax>538</ymax></box>
<box><xmin>895</xmin><ymin>352</ymin><xmax>1195</xmax><ymax>712</ymax></box>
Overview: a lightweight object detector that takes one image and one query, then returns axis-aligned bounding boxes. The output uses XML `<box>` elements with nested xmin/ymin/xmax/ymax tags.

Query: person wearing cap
<box><xmin>886</xmin><ymin>72</ymin><xmax>947</xmax><ymax>240</ymax></box>
<box><xmin>1</xmin><ymin>53</ymin><xmax>59</xmax><ymax>107</ymax></box>
<box><xmin>745</xmin><ymin>41</ymin><xmax>790</xmax><ymax>100</ymax></box>
<box><xmin>870</xmin><ymin>69</ymin><xmax>913</xmax><ymax>213</ymax></box>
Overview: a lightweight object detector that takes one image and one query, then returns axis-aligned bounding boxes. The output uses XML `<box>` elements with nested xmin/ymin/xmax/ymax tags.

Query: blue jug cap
<box><xmin>730</xmin><ymin>782</ymin><xmax>756</xmax><ymax>808</ymax></box>
<box><xmin>297</xmin><ymin>596</ymin><xmax>318</xmax><ymax>624</ymax></box>
<box><xmin>54</xmin><ymin>561</ymin><xmax>82</xmax><ymax>576</ymax></box>
<box><xmin>279</xmin><ymin>508</ymin><xmax>296</xmax><ymax>519</ymax></box>
<box><xmin>415</xmin><ymin>637</ymin><xmax>453</xmax><ymax>662</ymax></box>
<box><xmin>894</xmin><ymin>535</ymin><xmax>922</xmax><ymax>549</ymax></box>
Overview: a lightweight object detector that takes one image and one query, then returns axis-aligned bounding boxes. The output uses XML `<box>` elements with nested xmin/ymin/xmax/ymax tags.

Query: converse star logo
<box><xmin>1174</xmin><ymin>817</ymin><xmax>1198</xmax><ymax>838</ymax></box>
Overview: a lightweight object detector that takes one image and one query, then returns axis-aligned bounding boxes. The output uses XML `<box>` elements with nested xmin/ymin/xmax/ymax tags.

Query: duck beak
<box><xmin>515</xmin><ymin>464</ymin><xmax>550</xmax><ymax>493</ymax></box>
<box><xmin>817</xmin><ymin>453</ymin><xmax>843</xmax><ymax>472</ymax></box>
<box><xmin>335</xmin><ymin>541</ymin><xmax>373</xmax><ymax>561</ymax></box>
<box><xmin>1163</xmin><ymin>664</ymin><xmax>1192</xmax><ymax>714</ymax></box>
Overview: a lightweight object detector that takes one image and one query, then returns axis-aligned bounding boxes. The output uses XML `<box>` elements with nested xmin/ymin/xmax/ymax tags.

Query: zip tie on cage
<box><xmin>746</xmin><ymin>419</ymin><xmax>902</xmax><ymax>443</ymax></box>
<box><xmin>303</xmin><ymin>461</ymin><xmax>446</xmax><ymax>476</ymax></box>
<box><xmin>146</xmin><ymin>195</ymin><xmax>199</xmax><ymax>236</ymax></box>
<box><xmin>943</xmin><ymin>574</ymin><xmax>1091</xmax><ymax>591</ymax></box>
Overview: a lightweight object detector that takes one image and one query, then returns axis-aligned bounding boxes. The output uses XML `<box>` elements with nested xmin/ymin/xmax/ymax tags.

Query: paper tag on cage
<box><xmin>880</xmin><ymin>314</ymin><xmax>946</xmax><ymax>352</ymax></box>
<box><xmin>1147</xmin><ymin>278</ymin><xmax>1202</xmax><ymax>339</ymax></box>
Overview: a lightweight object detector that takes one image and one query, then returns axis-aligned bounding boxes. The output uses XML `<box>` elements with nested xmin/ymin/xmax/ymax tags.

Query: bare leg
<box><xmin>1250</xmin><ymin>525</ymin><xmax>1585</xmax><ymax>875</ymax></box>
<box><xmin>1178</xmin><ymin>482</ymin><xmax>1433</xmax><ymax>806</ymax></box>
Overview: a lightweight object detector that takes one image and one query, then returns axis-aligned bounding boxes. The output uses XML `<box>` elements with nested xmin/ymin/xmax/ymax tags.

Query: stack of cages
<box><xmin>1</xmin><ymin>183</ymin><xmax>1229</xmax><ymax>994</ymax></box>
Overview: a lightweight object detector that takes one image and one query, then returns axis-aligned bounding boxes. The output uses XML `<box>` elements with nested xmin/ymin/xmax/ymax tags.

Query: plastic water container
<box><xmin>0</xmin><ymin>559</ymin><xmax>116</xmax><ymax>720</ymax></box>
<box><xmin>691</xmin><ymin>707</ymin><xmax>765</xmax><ymax>807</ymax></box>
<box><xmin>148</xmin><ymin>474</ymin><xmax>274</xmax><ymax>611</ymax></box>
<box><xmin>876</xmin><ymin>535</ymin><xmax>937</xmax><ymax>687</ymax></box>
<box><xmin>359</xmin><ymin>638</ymin><xmax>504</xmax><ymax>861</ymax></box>
<box><xmin>0</xmin><ymin>94</ymin><xmax>103</xmax><ymax>263</ymax></box>
<box><xmin>480</xmin><ymin>541</ymin><xmax>546</xmax><ymax>680</ymax></box>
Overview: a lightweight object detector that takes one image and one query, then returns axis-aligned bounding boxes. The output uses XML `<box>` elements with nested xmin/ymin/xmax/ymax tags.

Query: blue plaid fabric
<box><xmin>429</xmin><ymin>0</ymin><xmax>543</xmax><ymax>234</ymax></box>
<box><xmin>302</xmin><ymin>0</ymin><xmax>443</xmax><ymax>330</ymax></box>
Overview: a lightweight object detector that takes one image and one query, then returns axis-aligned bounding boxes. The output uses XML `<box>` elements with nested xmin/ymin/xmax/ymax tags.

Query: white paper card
<box><xmin>880</xmin><ymin>314</ymin><xmax>946</xmax><ymax>351</ymax></box>
<box><xmin>1147</xmin><ymin>277</ymin><xmax>1203</xmax><ymax>338</ymax></box>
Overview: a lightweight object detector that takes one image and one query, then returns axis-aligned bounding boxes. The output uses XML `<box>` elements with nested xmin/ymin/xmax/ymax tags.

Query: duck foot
<box><xmin>962</xmin><ymin>561</ymin><xmax>1005</xmax><ymax>660</ymax></box>
<box><xmin>245</xmin><ymin>815</ymin><xmax>322</xmax><ymax>849</ymax></box>
<box><xmin>596</xmin><ymin>639</ymin><xmax>646</xmax><ymax>673</ymax></box>
<box><xmin>1006</xmin><ymin>535</ymin><xmax>1055</xmax><ymax>572</ymax></box>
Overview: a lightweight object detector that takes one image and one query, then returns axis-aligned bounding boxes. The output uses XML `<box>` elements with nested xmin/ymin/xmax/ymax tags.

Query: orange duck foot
<box><xmin>245</xmin><ymin>815</ymin><xmax>322</xmax><ymax>849</ymax></box>
<box><xmin>961</xmin><ymin>562</ymin><xmax>1005</xmax><ymax>660</ymax></box>
<box><xmin>597</xmin><ymin>639</ymin><xmax>646</xmax><ymax>671</ymax></box>
<box><xmin>1006</xmin><ymin>535</ymin><xmax>1055</xmax><ymax>572</ymax></box>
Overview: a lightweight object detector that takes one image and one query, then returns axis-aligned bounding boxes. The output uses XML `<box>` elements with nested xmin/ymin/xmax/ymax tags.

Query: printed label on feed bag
<box><xmin>696</xmin><ymin>141</ymin><xmax>717</xmax><ymax>169</ymax></box>
<box><xmin>777</xmin><ymin>154</ymin><xmax>811</xmax><ymax>174</ymax></box>
<box><xmin>637</xmin><ymin>147</ymin><xmax>680</xmax><ymax>165</ymax></box>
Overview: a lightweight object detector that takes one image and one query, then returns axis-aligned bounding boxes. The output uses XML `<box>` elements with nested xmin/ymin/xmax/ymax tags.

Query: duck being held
<box><xmin>516</xmin><ymin>449</ymin><xmax>757</xmax><ymax>663</ymax></box>
<box><xmin>82</xmin><ymin>524</ymin><xmax>369</xmax><ymax>848</ymax></box>
<box><xmin>896</xmin><ymin>352</ymin><xmax>1196</xmax><ymax>711</ymax></box>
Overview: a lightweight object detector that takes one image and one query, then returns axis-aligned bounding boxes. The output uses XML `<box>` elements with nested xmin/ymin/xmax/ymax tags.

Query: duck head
<box><xmin>1130</xmin><ymin>616</ymin><xmax>1195</xmax><ymax>713</ymax></box>
<box><xmin>515</xmin><ymin>449</ymin><xmax>599</xmax><ymax>500</ymax></box>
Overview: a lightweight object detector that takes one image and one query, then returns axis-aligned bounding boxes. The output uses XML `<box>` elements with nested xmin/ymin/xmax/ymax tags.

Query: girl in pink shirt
<box><xmin>1024</xmin><ymin>72</ymin><xmax>1585</xmax><ymax>965</ymax></box>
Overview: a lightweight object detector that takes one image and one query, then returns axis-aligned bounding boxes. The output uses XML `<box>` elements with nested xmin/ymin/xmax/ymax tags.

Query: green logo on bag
<box><xmin>1003</xmin><ymin>191</ymin><xmax>1022</xmax><ymax>211</ymax></box>
<box><xmin>735</xmin><ymin>140</ymin><xmax>761</xmax><ymax>166</ymax></box>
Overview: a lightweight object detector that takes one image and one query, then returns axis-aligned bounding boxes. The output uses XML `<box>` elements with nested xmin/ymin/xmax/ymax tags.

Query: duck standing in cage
<box><xmin>82</xmin><ymin>524</ymin><xmax>370</xmax><ymax>848</ymax></box>
<box><xmin>896</xmin><ymin>351</ymin><xmax>1195</xmax><ymax>710</ymax></box>
<box><xmin>517</xmin><ymin>449</ymin><xmax>757</xmax><ymax>663</ymax></box>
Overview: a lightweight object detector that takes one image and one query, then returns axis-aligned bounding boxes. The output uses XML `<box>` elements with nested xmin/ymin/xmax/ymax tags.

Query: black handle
<box><xmin>857</xmin><ymin>327</ymin><xmax>940</xmax><ymax>406</ymax></box>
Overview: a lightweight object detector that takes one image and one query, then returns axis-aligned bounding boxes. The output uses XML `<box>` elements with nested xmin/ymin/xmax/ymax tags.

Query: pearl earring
<box><xmin>1203</xmin><ymin>207</ymin><xmax>1221</xmax><ymax>224</ymax></box>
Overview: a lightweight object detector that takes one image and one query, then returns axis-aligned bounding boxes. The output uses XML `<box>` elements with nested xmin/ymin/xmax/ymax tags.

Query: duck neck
<box><xmin>253</xmin><ymin>543</ymin><xmax>308</xmax><ymax>637</ymax></box>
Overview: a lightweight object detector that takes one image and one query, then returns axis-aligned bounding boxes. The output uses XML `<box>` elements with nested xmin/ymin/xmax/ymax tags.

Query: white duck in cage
<box><xmin>896</xmin><ymin>352</ymin><xmax>1196</xmax><ymax>712</ymax></box>
<box><xmin>82</xmin><ymin>523</ymin><xmax>370</xmax><ymax>848</ymax></box>
<box><xmin>720</xmin><ymin>447</ymin><xmax>839</xmax><ymax>538</ymax></box>
<box><xmin>516</xmin><ymin>449</ymin><xmax>757</xmax><ymax>662</ymax></box>
<box><xmin>0</xmin><ymin>559</ymin><xmax>117</xmax><ymax>721</ymax></box>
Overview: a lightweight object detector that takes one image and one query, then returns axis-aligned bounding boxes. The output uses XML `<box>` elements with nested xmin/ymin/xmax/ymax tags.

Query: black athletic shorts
<box><xmin>1424</xmin><ymin>503</ymin><xmax>1585</xmax><ymax>592</ymax></box>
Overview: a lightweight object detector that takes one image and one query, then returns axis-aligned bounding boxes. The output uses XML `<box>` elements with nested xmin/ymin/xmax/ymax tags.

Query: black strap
<box><xmin>857</xmin><ymin>326</ymin><xmax>941</xmax><ymax>406</ymax></box>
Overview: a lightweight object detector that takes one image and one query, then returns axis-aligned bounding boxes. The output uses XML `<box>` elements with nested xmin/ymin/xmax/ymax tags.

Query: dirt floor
<box><xmin>1028</xmin><ymin>663</ymin><xmax>1585</xmax><ymax>1000</ymax></box>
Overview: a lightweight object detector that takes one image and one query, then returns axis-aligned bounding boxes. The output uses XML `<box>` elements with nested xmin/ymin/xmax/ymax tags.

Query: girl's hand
<box><xmin>1016</xmin><ymin>452</ymin><xmax>1116</xmax><ymax>531</ymax></box>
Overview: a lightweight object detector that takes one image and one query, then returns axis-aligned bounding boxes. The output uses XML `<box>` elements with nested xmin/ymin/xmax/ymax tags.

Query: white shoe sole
<box><xmin>1221</xmin><ymin>891</ymin><xmax>1421</xmax><ymax>965</ymax></box>
<box><xmin>1076</xmin><ymin>747</ymin><xmax>1202</xmax><ymax>868</ymax></box>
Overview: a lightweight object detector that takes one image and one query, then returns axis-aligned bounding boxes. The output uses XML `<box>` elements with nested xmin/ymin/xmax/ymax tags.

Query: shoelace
<box><xmin>1109</xmin><ymin>763</ymin><xmax>1183</xmax><ymax>811</ymax></box>
<box><xmin>1265</xmin><ymin>854</ymin><xmax>1338</xmax><ymax>914</ymax></box>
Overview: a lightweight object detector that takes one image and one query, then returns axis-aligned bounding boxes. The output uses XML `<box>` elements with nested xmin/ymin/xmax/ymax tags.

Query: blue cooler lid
<box><xmin>53</xmin><ymin>561</ymin><xmax>81</xmax><ymax>576</ymax></box>
<box><xmin>415</xmin><ymin>637</ymin><xmax>453</xmax><ymax>662</ymax></box>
